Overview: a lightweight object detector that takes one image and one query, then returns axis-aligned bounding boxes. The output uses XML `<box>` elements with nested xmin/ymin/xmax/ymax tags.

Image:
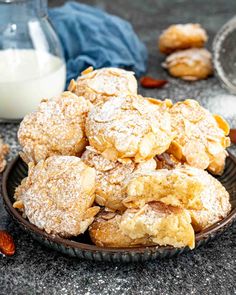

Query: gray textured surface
<box><xmin>0</xmin><ymin>0</ymin><xmax>236</xmax><ymax>294</ymax></box>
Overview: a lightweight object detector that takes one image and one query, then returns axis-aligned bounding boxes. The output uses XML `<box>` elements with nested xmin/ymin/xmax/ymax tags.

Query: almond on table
<box><xmin>0</xmin><ymin>230</ymin><xmax>15</xmax><ymax>256</ymax></box>
<box><xmin>229</xmin><ymin>129</ymin><xmax>236</xmax><ymax>144</ymax></box>
<box><xmin>140</xmin><ymin>76</ymin><xmax>168</xmax><ymax>88</ymax></box>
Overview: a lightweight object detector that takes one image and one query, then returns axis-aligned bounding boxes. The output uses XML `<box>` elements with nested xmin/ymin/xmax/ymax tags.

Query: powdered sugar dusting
<box><xmin>18</xmin><ymin>92</ymin><xmax>92</xmax><ymax>163</ymax></box>
<box><xmin>86</xmin><ymin>95</ymin><xmax>172</xmax><ymax>162</ymax></box>
<box><xmin>14</xmin><ymin>156</ymin><xmax>98</xmax><ymax>237</ymax></box>
<box><xmin>81</xmin><ymin>147</ymin><xmax>156</xmax><ymax>211</ymax></box>
<box><xmin>75</xmin><ymin>67</ymin><xmax>138</xmax><ymax>104</ymax></box>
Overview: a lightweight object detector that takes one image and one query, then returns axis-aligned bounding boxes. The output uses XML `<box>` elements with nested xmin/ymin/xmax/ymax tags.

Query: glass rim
<box><xmin>0</xmin><ymin>0</ymin><xmax>33</xmax><ymax>3</ymax></box>
<box><xmin>213</xmin><ymin>16</ymin><xmax>236</xmax><ymax>94</ymax></box>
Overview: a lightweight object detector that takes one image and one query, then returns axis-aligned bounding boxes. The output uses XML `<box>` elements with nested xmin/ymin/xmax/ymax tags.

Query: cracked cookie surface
<box><xmin>14</xmin><ymin>156</ymin><xmax>99</xmax><ymax>238</ymax></box>
<box><xmin>159</xmin><ymin>23</ymin><xmax>208</xmax><ymax>54</ymax></box>
<box><xmin>69</xmin><ymin>67</ymin><xmax>138</xmax><ymax>105</ymax></box>
<box><xmin>168</xmin><ymin>99</ymin><xmax>230</xmax><ymax>174</ymax></box>
<box><xmin>18</xmin><ymin>92</ymin><xmax>92</xmax><ymax>164</ymax></box>
<box><xmin>86</xmin><ymin>95</ymin><xmax>172</xmax><ymax>163</ymax></box>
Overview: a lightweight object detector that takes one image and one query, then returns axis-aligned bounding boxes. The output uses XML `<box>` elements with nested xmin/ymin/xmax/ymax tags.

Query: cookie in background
<box><xmin>159</xmin><ymin>23</ymin><xmax>213</xmax><ymax>81</ymax></box>
<box><xmin>159</xmin><ymin>23</ymin><xmax>208</xmax><ymax>54</ymax></box>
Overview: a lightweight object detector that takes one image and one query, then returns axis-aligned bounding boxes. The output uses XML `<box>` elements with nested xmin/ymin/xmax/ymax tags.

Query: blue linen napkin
<box><xmin>49</xmin><ymin>1</ymin><xmax>148</xmax><ymax>86</ymax></box>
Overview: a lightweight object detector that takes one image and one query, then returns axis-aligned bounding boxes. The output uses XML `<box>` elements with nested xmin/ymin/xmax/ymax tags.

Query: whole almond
<box><xmin>229</xmin><ymin>129</ymin><xmax>236</xmax><ymax>144</ymax></box>
<box><xmin>0</xmin><ymin>230</ymin><xmax>15</xmax><ymax>256</ymax></box>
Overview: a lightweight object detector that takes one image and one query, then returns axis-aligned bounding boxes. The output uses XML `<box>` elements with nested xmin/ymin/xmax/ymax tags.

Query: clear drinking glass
<box><xmin>0</xmin><ymin>0</ymin><xmax>66</xmax><ymax>121</ymax></box>
<box><xmin>213</xmin><ymin>16</ymin><xmax>236</xmax><ymax>94</ymax></box>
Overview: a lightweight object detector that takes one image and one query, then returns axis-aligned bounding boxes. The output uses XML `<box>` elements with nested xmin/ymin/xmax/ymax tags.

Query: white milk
<box><xmin>0</xmin><ymin>49</ymin><xmax>66</xmax><ymax>120</ymax></box>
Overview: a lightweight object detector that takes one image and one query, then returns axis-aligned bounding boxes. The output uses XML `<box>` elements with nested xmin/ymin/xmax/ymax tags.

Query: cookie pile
<box><xmin>159</xmin><ymin>24</ymin><xmax>213</xmax><ymax>80</ymax></box>
<box><xmin>14</xmin><ymin>67</ymin><xmax>231</xmax><ymax>249</ymax></box>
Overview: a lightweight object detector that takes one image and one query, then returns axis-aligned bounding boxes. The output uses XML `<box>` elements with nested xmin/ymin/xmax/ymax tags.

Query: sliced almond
<box><xmin>148</xmin><ymin>201</ymin><xmax>181</xmax><ymax>214</ymax></box>
<box><xmin>82</xmin><ymin>66</ymin><xmax>94</xmax><ymax>75</ymax></box>
<box><xmin>95</xmin><ymin>194</ymin><xmax>107</xmax><ymax>206</ymax></box>
<box><xmin>80</xmin><ymin>167</ymin><xmax>96</xmax><ymax>194</ymax></box>
<box><xmin>94</xmin><ymin>99</ymin><xmax>122</xmax><ymax>122</ymax></box>
<box><xmin>183</xmin><ymin>141</ymin><xmax>209</xmax><ymax>170</ymax></box>
<box><xmin>102</xmin><ymin>147</ymin><xmax>118</xmax><ymax>162</ymax></box>
<box><xmin>164</xmin><ymin>99</ymin><xmax>173</xmax><ymax>108</ymax></box>
<box><xmin>118</xmin><ymin>158</ymin><xmax>132</xmax><ymax>164</ymax></box>
<box><xmin>68</xmin><ymin>79</ymin><xmax>77</xmax><ymax>92</ymax></box>
<box><xmin>139</xmin><ymin>133</ymin><xmax>154</xmax><ymax>158</ymax></box>
<box><xmin>168</xmin><ymin>141</ymin><xmax>183</xmax><ymax>161</ymax></box>
<box><xmin>83</xmin><ymin>206</ymin><xmax>100</xmax><ymax>219</ymax></box>
<box><xmin>222</xmin><ymin>137</ymin><xmax>231</xmax><ymax>148</ymax></box>
<box><xmin>181</xmin><ymin>100</ymin><xmax>204</xmax><ymax>123</ymax></box>
<box><xmin>60</xmin><ymin>91</ymin><xmax>79</xmax><ymax>100</ymax></box>
<box><xmin>13</xmin><ymin>200</ymin><xmax>24</xmax><ymax>210</ymax></box>
<box><xmin>207</xmin><ymin>141</ymin><xmax>224</xmax><ymax>156</ymax></box>
<box><xmin>213</xmin><ymin>114</ymin><xmax>230</xmax><ymax>135</ymax></box>
<box><xmin>146</xmin><ymin>97</ymin><xmax>163</xmax><ymax>105</ymax></box>
<box><xmin>100</xmin><ymin>211</ymin><xmax>117</xmax><ymax>220</ymax></box>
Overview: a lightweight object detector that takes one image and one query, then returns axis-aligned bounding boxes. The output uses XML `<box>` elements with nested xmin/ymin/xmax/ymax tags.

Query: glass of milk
<box><xmin>0</xmin><ymin>0</ymin><xmax>66</xmax><ymax>121</ymax></box>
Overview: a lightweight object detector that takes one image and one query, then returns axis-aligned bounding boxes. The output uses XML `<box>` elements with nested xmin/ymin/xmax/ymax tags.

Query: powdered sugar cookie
<box><xmin>82</xmin><ymin>146</ymin><xmax>156</xmax><ymax>211</ymax></box>
<box><xmin>168</xmin><ymin>99</ymin><xmax>230</xmax><ymax>174</ymax></box>
<box><xmin>123</xmin><ymin>166</ymin><xmax>231</xmax><ymax>231</ymax></box>
<box><xmin>86</xmin><ymin>95</ymin><xmax>172</xmax><ymax>163</ymax></box>
<box><xmin>18</xmin><ymin>92</ymin><xmax>92</xmax><ymax>164</ymax></box>
<box><xmin>14</xmin><ymin>156</ymin><xmax>99</xmax><ymax>238</ymax></box>
<box><xmin>68</xmin><ymin>67</ymin><xmax>138</xmax><ymax>105</ymax></box>
<box><xmin>159</xmin><ymin>23</ymin><xmax>208</xmax><ymax>54</ymax></box>
<box><xmin>89</xmin><ymin>202</ymin><xmax>195</xmax><ymax>249</ymax></box>
<box><xmin>163</xmin><ymin>48</ymin><xmax>213</xmax><ymax>80</ymax></box>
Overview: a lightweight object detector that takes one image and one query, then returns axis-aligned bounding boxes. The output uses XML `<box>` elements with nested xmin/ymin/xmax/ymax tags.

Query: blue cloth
<box><xmin>49</xmin><ymin>2</ymin><xmax>147</xmax><ymax>86</ymax></box>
